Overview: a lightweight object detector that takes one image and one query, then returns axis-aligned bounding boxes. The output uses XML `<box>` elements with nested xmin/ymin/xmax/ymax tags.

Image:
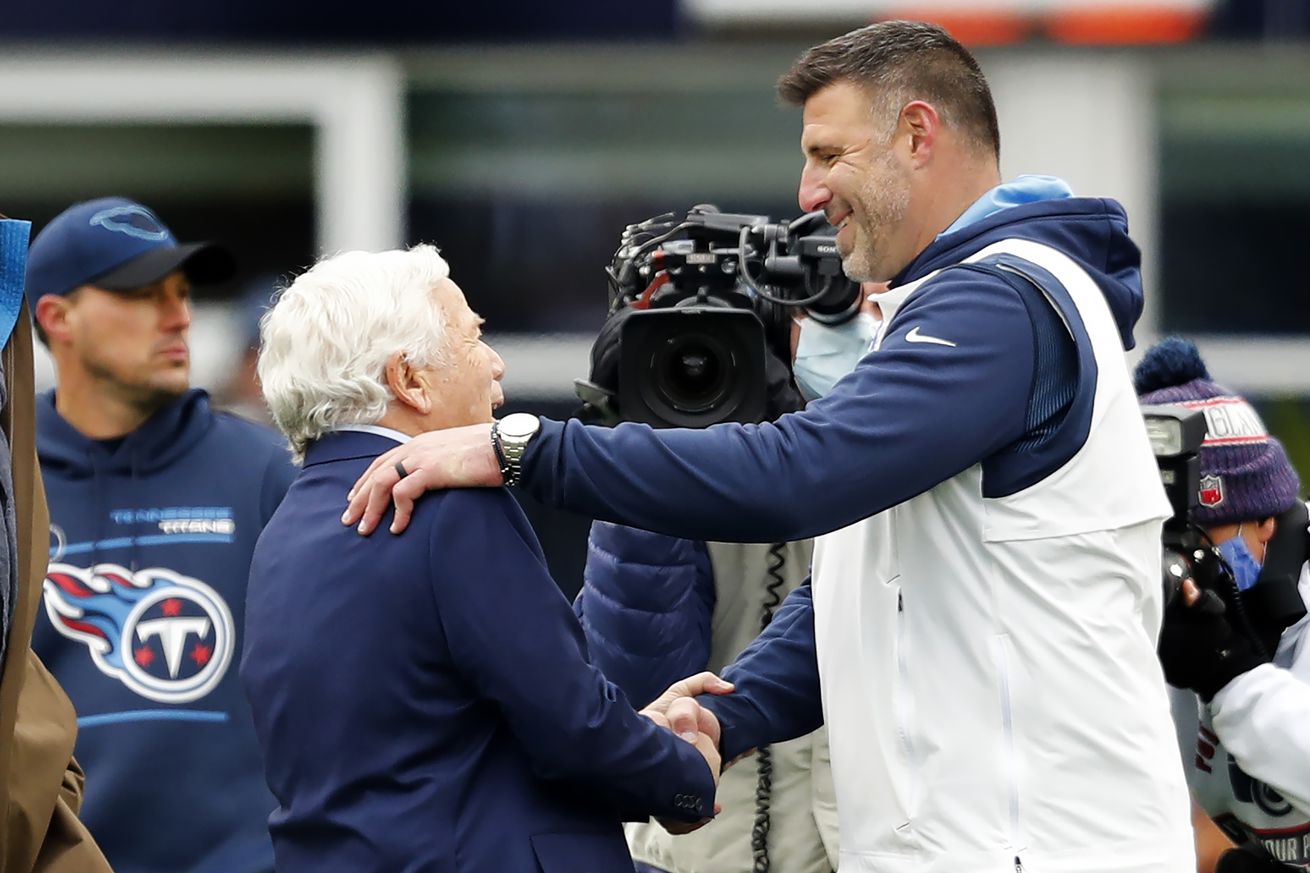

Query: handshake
<box><xmin>638</xmin><ymin>671</ymin><xmax>738</xmax><ymax>835</ymax></box>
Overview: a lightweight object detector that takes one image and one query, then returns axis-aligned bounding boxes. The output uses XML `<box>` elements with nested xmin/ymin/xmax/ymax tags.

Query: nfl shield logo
<box><xmin>1199</xmin><ymin>475</ymin><xmax>1224</xmax><ymax>508</ymax></box>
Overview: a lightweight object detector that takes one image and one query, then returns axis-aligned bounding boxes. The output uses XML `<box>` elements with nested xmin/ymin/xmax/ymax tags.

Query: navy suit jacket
<box><xmin>241</xmin><ymin>431</ymin><xmax>716</xmax><ymax>873</ymax></box>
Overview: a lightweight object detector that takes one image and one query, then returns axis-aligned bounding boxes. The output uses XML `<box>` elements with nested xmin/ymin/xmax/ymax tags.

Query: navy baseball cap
<box><xmin>24</xmin><ymin>197</ymin><xmax>235</xmax><ymax>308</ymax></box>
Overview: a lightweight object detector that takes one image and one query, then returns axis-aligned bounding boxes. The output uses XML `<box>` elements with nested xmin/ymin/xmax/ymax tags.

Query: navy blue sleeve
<box><xmin>522</xmin><ymin>271</ymin><xmax>1035</xmax><ymax>541</ymax></box>
<box><xmin>427</xmin><ymin>490</ymin><xmax>717</xmax><ymax>822</ymax></box>
<box><xmin>575</xmin><ymin>523</ymin><xmax>715</xmax><ymax>707</ymax></box>
<box><xmin>699</xmin><ymin>583</ymin><xmax>822</xmax><ymax>761</ymax></box>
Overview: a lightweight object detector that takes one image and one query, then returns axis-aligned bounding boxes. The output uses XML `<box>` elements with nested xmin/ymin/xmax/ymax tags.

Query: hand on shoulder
<box><xmin>342</xmin><ymin>423</ymin><xmax>501</xmax><ymax>535</ymax></box>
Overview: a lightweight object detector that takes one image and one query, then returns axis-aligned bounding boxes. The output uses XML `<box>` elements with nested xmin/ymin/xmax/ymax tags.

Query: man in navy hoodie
<box><xmin>25</xmin><ymin>198</ymin><xmax>295</xmax><ymax>873</ymax></box>
<box><xmin>345</xmin><ymin>21</ymin><xmax>1194</xmax><ymax>873</ymax></box>
<box><xmin>245</xmin><ymin>245</ymin><xmax>720</xmax><ymax>872</ymax></box>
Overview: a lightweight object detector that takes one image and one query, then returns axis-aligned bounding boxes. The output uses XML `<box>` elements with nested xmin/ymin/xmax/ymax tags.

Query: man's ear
<box><xmin>34</xmin><ymin>294</ymin><xmax>72</xmax><ymax>345</ymax></box>
<box><xmin>1255</xmin><ymin>515</ymin><xmax>1279</xmax><ymax>545</ymax></box>
<box><xmin>384</xmin><ymin>353</ymin><xmax>432</xmax><ymax>415</ymax></box>
<box><xmin>899</xmin><ymin>100</ymin><xmax>941</xmax><ymax>169</ymax></box>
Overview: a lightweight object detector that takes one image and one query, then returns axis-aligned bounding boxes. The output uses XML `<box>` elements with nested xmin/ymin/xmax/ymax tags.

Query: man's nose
<box><xmin>798</xmin><ymin>166</ymin><xmax>831</xmax><ymax>214</ymax></box>
<box><xmin>160</xmin><ymin>293</ymin><xmax>191</xmax><ymax>331</ymax></box>
<box><xmin>489</xmin><ymin>346</ymin><xmax>506</xmax><ymax>381</ymax></box>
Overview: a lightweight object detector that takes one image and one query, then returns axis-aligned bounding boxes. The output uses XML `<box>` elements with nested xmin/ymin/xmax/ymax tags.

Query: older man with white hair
<box><xmin>240</xmin><ymin>244</ymin><xmax>723</xmax><ymax>873</ymax></box>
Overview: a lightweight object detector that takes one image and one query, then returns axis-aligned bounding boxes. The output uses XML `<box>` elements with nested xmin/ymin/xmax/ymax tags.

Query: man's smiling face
<box><xmin>797</xmin><ymin>80</ymin><xmax>914</xmax><ymax>283</ymax></box>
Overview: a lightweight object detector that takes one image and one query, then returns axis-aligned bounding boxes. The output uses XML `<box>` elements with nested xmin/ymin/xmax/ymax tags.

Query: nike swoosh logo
<box><xmin>905</xmin><ymin>326</ymin><xmax>957</xmax><ymax>347</ymax></box>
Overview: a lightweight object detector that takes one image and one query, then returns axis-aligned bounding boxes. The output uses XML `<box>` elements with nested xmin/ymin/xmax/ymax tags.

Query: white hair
<box><xmin>258</xmin><ymin>244</ymin><xmax>452</xmax><ymax>463</ymax></box>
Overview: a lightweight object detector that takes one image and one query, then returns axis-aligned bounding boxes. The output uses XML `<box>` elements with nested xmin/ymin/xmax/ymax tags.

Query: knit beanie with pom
<box><xmin>1135</xmin><ymin>337</ymin><xmax>1300</xmax><ymax>525</ymax></box>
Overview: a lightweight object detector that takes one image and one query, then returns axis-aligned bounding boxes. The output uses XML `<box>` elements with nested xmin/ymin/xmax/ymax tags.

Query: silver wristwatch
<box><xmin>491</xmin><ymin>413</ymin><xmax>541</xmax><ymax>487</ymax></box>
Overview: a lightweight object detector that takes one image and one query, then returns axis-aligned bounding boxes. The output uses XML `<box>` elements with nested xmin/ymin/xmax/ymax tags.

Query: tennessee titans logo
<box><xmin>88</xmin><ymin>205</ymin><xmax>170</xmax><ymax>242</ymax></box>
<box><xmin>43</xmin><ymin>563</ymin><xmax>234</xmax><ymax>704</ymax></box>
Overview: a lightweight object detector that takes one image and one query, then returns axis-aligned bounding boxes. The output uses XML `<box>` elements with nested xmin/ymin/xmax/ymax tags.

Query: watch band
<box><xmin>492</xmin><ymin>414</ymin><xmax>539</xmax><ymax>488</ymax></box>
<box><xmin>490</xmin><ymin>421</ymin><xmax>513</xmax><ymax>483</ymax></box>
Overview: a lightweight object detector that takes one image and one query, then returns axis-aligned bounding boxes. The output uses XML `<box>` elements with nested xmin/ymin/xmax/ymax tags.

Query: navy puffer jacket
<box><xmin>574</xmin><ymin>521</ymin><xmax>716</xmax><ymax>708</ymax></box>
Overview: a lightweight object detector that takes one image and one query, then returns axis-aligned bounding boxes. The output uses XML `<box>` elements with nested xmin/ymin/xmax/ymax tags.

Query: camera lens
<box><xmin>656</xmin><ymin>335</ymin><xmax>729</xmax><ymax>413</ymax></box>
<box><xmin>620</xmin><ymin>307</ymin><xmax>766</xmax><ymax>427</ymax></box>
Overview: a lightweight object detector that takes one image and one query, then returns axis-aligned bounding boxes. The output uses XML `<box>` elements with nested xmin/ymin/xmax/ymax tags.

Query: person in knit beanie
<box><xmin>1136</xmin><ymin>335</ymin><xmax>1301</xmax><ymax>544</ymax></box>
<box><xmin>1135</xmin><ymin>336</ymin><xmax>1310</xmax><ymax>873</ymax></box>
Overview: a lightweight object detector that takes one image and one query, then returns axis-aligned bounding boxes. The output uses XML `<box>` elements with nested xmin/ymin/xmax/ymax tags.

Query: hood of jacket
<box><xmin>37</xmin><ymin>388</ymin><xmax>215</xmax><ymax>480</ymax></box>
<box><xmin>894</xmin><ymin>193</ymin><xmax>1145</xmax><ymax>350</ymax></box>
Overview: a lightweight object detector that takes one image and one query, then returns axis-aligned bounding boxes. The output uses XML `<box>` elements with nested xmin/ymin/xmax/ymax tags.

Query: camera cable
<box><xmin>751</xmin><ymin>541</ymin><xmax>788</xmax><ymax>873</ymax></box>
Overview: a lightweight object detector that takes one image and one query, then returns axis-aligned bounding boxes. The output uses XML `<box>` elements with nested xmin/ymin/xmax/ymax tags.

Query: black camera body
<box><xmin>1142</xmin><ymin>403</ymin><xmax>1219</xmax><ymax>606</ymax></box>
<box><xmin>600</xmin><ymin>205</ymin><xmax>861</xmax><ymax>428</ymax></box>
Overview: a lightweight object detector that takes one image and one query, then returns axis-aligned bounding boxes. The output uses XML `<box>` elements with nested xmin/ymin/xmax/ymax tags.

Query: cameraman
<box><xmin>573</xmin><ymin>308</ymin><xmax>838</xmax><ymax>873</ymax></box>
<box><xmin>1137</xmin><ymin>338</ymin><xmax>1310</xmax><ymax>871</ymax></box>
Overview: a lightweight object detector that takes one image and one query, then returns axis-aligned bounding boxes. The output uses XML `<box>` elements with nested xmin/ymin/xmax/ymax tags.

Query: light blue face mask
<box><xmin>791</xmin><ymin>312</ymin><xmax>879</xmax><ymax>401</ymax></box>
<box><xmin>1216</xmin><ymin>528</ymin><xmax>1264</xmax><ymax>592</ymax></box>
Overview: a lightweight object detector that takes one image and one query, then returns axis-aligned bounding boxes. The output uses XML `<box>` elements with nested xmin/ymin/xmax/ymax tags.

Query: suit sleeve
<box><xmin>521</xmin><ymin>272</ymin><xmax>1035</xmax><ymax>542</ymax></box>
<box><xmin>427</xmin><ymin>490</ymin><xmax>717</xmax><ymax>822</ymax></box>
<box><xmin>699</xmin><ymin>582</ymin><xmax>823</xmax><ymax>761</ymax></box>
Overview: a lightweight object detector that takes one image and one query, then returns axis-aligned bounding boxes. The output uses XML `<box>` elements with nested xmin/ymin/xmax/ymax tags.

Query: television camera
<box><xmin>586</xmin><ymin>205</ymin><xmax>862</xmax><ymax>428</ymax></box>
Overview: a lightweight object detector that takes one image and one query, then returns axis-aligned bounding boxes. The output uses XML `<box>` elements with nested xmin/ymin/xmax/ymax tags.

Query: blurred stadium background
<box><xmin>4</xmin><ymin>0</ymin><xmax>1309</xmax><ymax>593</ymax></box>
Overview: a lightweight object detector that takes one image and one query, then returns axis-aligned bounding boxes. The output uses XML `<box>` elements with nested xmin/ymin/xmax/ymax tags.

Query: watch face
<box><xmin>499</xmin><ymin>412</ymin><xmax>540</xmax><ymax>440</ymax></box>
